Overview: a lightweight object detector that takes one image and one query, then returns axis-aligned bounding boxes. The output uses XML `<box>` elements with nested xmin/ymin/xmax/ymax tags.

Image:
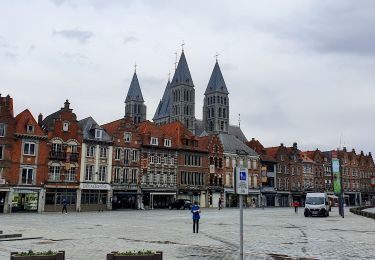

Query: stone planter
<box><xmin>10</xmin><ymin>251</ymin><xmax>65</xmax><ymax>260</ymax></box>
<box><xmin>107</xmin><ymin>251</ymin><xmax>163</xmax><ymax>260</ymax></box>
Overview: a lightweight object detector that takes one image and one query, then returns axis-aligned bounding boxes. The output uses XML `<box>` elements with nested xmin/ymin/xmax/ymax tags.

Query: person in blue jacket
<box><xmin>191</xmin><ymin>201</ymin><xmax>200</xmax><ymax>233</ymax></box>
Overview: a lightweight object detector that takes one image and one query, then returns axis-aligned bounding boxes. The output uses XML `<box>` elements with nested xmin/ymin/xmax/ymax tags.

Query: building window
<box><xmin>48</xmin><ymin>166</ymin><xmax>60</xmax><ymax>181</ymax></box>
<box><xmin>21</xmin><ymin>168</ymin><xmax>34</xmax><ymax>184</ymax></box>
<box><xmin>99</xmin><ymin>166</ymin><xmax>106</xmax><ymax>182</ymax></box>
<box><xmin>68</xmin><ymin>167</ymin><xmax>76</xmax><ymax>181</ymax></box>
<box><xmin>115</xmin><ymin>148</ymin><xmax>121</xmax><ymax>160</ymax></box>
<box><xmin>100</xmin><ymin>147</ymin><xmax>108</xmax><ymax>158</ymax></box>
<box><xmin>0</xmin><ymin>145</ymin><xmax>4</xmax><ymax>160</ymax></box>
<box><xmin>26</xmin><ymin>125</ymin><xmax>34</xmax><ymax>133</ymax></box>
<box><xmin>132</xmin><ymin>150</ymin><xmax>138</xmax><ymax>162</ymax></box>
<box><xmin>95</xmin><ymin>129</ymin><xmax>103</xmax><ymax>139</ymax></box>
<box><xmin>86</xmin><ymin>146</ymin><xmax>95</xmax><ymax>157</ymax></box>
<box><xmin>131</xmin><ymin>169</ymin><xmax>137</xmax><ymax>184</ymax></box>
<box><xmin>85</xmin><ymin>165</ymin><xmax>94</xmax><ymax>181</ymax></box>
<box><xmin>63</xmin><ymin>122</ymin><xmax>69</xmax><ymax>132</ymax></box>
<box><xmin>124</xmin><ymin>132</ymin><xmax>132</xmax><ymax>143</ymax></box>
<box><xmin>151</xmin><ymin>137</ymin><xmax>158</xmax><ymax>145</ymax></box>
<box><xmin>52</xmin><ymin>143</ymin><xmax>62</xmax><ymax>152</ymax></box>
<box><xmin>113</xmin><ymin>168</ymin><xmax>122</xmax><ymax>183</ymax></box>
<box><xmin>164</xmin><ymin>139</ymin><xmax>172</xmax><ymax>147</ymax></box>
<box><xmin>24</xmin><ymin>142</ymin><xmax>36</xmax><ymax>155</ymax></box>
<box><xmin>124</xmin><ymin>149</ymin><xmax>130</xmax><ymax>164</ymax></box>
<box><xmin>69</xmin><ymin>145</ymin><xmax>78</xmax><ymax>153</ymax></box>
<box><xmin>0</xmin><ymin>123</ymin><xmax>5</xmax><ymax>137</ymax></box>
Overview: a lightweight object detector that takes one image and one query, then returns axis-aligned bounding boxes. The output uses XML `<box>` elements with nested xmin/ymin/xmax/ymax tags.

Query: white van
<box><xmin>304</xmin><ymin>193</ymin><xmax>329</xmax><ymax>217</ymax></box>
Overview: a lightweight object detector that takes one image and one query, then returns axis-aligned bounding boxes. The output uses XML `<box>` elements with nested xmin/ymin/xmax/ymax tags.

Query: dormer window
<box><xmin>95</xmin><ymin>129</ymin><xmax>102</xmax><ymax>139</ymax></box>
<box><xmin>164</xmin><ymin>139</ymin><xmax>171</xmax><ymax>147</ymax></box>
<box><xmin>63</xmin><ymin>122</ymin><xmax>69</xmax><ymax>132</ymax></box>
<box><xmin>124</xmin><ymin>132</ymin><xmax>132</xmax><ymax>143</ymax></box>
<box><xmin>150</xmin><ymin>137</ymin><xmax>158</xmax><ymax>146</ymax></box>
<box><xmin>27</xmin><ymin>125</ymin><xmax>34</xmax><ymax>134</ymax></box>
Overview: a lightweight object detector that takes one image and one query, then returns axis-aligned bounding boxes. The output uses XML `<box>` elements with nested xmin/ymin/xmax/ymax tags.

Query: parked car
<box><xmin>169</xmin><ymin>199</ymin><xmax>192</xmax><ymax>210</ymax></box>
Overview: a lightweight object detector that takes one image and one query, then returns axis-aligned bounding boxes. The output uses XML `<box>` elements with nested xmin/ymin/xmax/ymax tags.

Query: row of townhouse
<box><xmin>247</xmin><ymin>139</ymin><xmax>375</xmax><ymax>207</ymax></box>
<box><xmin>0</xmin><ymin>94</ymin><xmax>261</xmax><ymax>213</ymax></box>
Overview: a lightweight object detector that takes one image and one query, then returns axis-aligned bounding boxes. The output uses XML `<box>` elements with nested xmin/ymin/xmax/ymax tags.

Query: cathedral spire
<box><xmin>125</xmin><ymin>71</ymin><xmax>144</xmax><ymax>102</ymax></box>
<box><xmin>205</xmin><ymin>60</ymin><xmax>228</xmax><ymax>95</ymax></box>
<box><xmin>171</xmin><ymin>51</ymin><xmax>194</xmax><ymax>87</ymax></box>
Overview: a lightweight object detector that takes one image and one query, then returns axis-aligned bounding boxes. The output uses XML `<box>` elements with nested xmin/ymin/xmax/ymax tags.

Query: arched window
<box><xmin>223</xmin><ymin>108</ymin><xmax>226</xmax><ymax>118</ymax></box>
<box><xmin>218</xmin><ymin>108</ymin><xmax>222</xmax><ymax>117</ymax></box>
<box><xmin>209</xmin><ymin>121</ymin><xmax>213</xmax><ymax>131</ymax></box>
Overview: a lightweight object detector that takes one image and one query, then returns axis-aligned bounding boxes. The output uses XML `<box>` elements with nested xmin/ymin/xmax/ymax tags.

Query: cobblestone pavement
<box><xmin>1</xmin><ymin>207</ymin><xmax>375</xmax><ymax>260</ymax></box>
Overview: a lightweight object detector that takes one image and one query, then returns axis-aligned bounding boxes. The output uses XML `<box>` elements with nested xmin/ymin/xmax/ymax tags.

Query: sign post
<box><xmin>235</xmin><ymin>167</ymin><xmax>249</xmax><ymax>260</ymax></box>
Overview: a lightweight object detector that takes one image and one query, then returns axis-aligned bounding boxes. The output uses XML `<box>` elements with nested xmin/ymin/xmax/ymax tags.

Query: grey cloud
<box><xmin>4</xmin><ymin>51</ymin><xmax>18</xmax><ymax>60</ymax></box>
<box><xmin>61</xmin><ymin>52</ymin><xmax>91</xmax><ymax>65</ymax></box>
<box><xmin>258</xmin><ymin>1</ymin><xmax>375</xmax><ymax>56</ymax></box>
<box><xmin>53</xmin><ymin>29</ymin><xmax>93</xmax><ymax>43</ymax></box>
<box><xmin>123</xmin><ymin>36</ymin><xmax>138</xmax><ymax>44</ymax></box>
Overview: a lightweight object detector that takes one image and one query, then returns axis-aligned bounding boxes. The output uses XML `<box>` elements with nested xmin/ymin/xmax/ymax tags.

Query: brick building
<box><xmin>0</xmin><ymin>94</ymin><xmax>16</xmax><ymax>213</ymax></box>
<box><xmin>102</xmin><ymin>116</ymin><xmax>142</xmax><ymax>210</ymax></box>
<box><xmin>137</xmin><ymin>120</ymin><xmax>178</xmax><ymax>209</ymax></box>
<box><xmin>6</xmin><ymin>107</ymin><xmax>48</xmax><ymax>213</ymax></box>
<box><xmin>41</xmin><ymin>100</ymin><xmax>83</xmax><ymax>212</ymax></box>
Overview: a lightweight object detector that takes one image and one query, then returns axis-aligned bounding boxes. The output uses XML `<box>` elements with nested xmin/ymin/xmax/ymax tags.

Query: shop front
<box><xmin>112</xmin><ymin>189</ymin><xmax>141</xmax><ymax>210</ymax></box>
<box><xmin>142</xmin><ymin>190</ymin><xmax>176</xmax><ymax>209</ymax></box>
<box><xmin>178</xmin><ymin>189</ymin><xmax>205</xmax><ymax>207</ymax></box>
<box><xmin>0</xmin><ymin>188</ymin><xmax>9</xmax><ymax>213</ymax></box>
<box><xmin>207</xmin><ymin>189</ymin><xmax>223</xmax><ymax>208</ymax></box>
<box><xmin>10</xmin><ymin>187</ymin><xmax>44</xmax><ymax>213</ymax></box>
<box><xmin>79</xmin><ymin>183</ymin><xmax>111</xmax><ymax>211</ymax></box>
<box><xmin>278</xmin><ymin>192</ymin><xmax>291</xmax><ymax>207</ymax></box>
<box><xmin>45</xmin><ymin>186</ymin><xmax>78</xmax><ymax>212</ymax></box>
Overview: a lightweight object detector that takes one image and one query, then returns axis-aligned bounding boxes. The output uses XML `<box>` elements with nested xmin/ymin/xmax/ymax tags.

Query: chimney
<box><xmin>251</xmin><ymin>138</ymin><xmax>255</xmax><ymax>141</ymax></box>
<box><xmin>293</xmin><ymin>142</ymin><xmax>297</xmax><ymax>149</ymax></box>
<box><xmin>361</xmin><ymin>150</ymin><xmax>364</xmax><ymax>156</ymax></box>
<box><xmin>343</xmin><ymin>147</ymin><xmax>347</xmax><ymax>152</ymax></box>
<box><xmin>280</xmin><ymin>143</ymin><xmax>284</xmax><ymax>147</ymax></box>
<box><xmin>38</xmin><ymin>113</ymin><xmax>43</xmax><ymax>125</ymax></box>
<box><xmin>64</xmin><ymin>99</ymin><xmax>70</xmax><ymax>110</ymax></box>
<box><xmin>352</xmin><ymin>148</ymin><xmax>356</xmax><ymax>154</ymax></box>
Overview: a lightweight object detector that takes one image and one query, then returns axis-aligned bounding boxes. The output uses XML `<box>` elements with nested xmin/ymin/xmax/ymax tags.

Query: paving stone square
<box><xmin>1</xmin><ymin>207</ymin><xmax>375</xmax><ymax>260</ymax></box>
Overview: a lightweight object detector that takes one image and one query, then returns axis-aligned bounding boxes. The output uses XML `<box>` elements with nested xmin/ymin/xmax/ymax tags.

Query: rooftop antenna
<box><xmin>214</xmin><ymin>52</ymin><xmax>220</xmax><ymax>62</ymax></box>
<box><xmin>174</xmin><ymin>52</ymin><xmax>178</xmax><ymax>70</ymax></box>
<box><xmin>238</xmin><ymin>113</ymin><xmax>241</xmax><ymax>128</ymax></box>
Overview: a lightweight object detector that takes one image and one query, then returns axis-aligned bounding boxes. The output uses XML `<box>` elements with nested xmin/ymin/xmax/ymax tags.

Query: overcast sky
<box><xmin>1</xmin><ymin>0</ymin><xmax>374</xmax><ymax>155</ymax></box>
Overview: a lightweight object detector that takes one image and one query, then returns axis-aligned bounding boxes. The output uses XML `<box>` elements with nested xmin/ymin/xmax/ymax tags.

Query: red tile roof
<box><xmin>15</xmin><ymin>109</ymin><xmax>45</xmax><ymax>136</ymax></box>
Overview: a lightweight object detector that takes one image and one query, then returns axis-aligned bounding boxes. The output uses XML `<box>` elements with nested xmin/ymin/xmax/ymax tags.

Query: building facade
<box><xmin>41</xmin><ymin>100</ymin><xmax>83</xmax><ymax>212</ymax></box>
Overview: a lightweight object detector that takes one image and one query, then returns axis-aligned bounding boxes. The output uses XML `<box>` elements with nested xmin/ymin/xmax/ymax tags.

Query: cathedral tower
<box><xmin>203</xmin><ymin>60</ymin><xmax>229</xmax><ymax>133</ymax></box>
<box><xmin>125</xmin><ymin>71</ymin><xmax>147</xmax><ymax>123</ymax></box>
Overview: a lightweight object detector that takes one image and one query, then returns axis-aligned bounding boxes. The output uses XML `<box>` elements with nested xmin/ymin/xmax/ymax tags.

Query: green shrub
<box><xmin>115</xmin><ymin>250</ymin><xmax>154</xmax><ymax>256</ymax></box>
<box><xmin>16</xmin><ymin>250</ymin><xmax>56</xmax><ymax>256</ymax></box>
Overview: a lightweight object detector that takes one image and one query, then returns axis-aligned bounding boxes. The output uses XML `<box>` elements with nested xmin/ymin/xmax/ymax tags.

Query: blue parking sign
<box><xmin>240</xmin><ymin>171</ymin><xmax>246</xmax><ymax>181</ymax></box>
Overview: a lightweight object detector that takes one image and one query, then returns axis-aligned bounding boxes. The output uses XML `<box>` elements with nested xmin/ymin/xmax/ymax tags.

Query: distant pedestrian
<box><xmin>293</xmin><ymin>201</ymin><xmax>299</xmax><ymax>214</ymax></box>
<box><xmin>191</xmin><ymin>201</ymin><xmax>201</xmax><ymax>233</ymax></box>
<box><xmin>62</xmin><ymin>198</ymin><xmax>68</xmax><ymax>214</ymax></box>
<box><xmin>218</xmin><ymin>198</ymin><xmax>222</xmax><ymax>210</ymax></box>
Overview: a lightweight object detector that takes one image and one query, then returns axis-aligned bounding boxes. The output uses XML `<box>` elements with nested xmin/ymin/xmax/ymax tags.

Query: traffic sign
<box><xmin>235</xmin><ymin>167</ymin><xmax>249</xmax><ymax>195</ymax></box>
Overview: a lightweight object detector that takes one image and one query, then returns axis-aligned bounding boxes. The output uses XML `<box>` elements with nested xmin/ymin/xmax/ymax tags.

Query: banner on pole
<box><xmin>332</xmin><ymin>158</ymin><xmax>341</xmax><ymax>194</ymax></box>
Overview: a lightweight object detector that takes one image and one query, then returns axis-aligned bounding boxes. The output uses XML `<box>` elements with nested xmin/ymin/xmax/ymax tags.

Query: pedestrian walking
<box><xmin>191</xmin><ymin>201</ymin><xmax>200</xmax><ymax>233</ymax></box>
<box><xmin>62</xmin><ymin>198</ymin><xmax>68</xmax><ymax>214</ymax></box>
<box><xmin>218</xmin><ymin>198</ymin><xmax>222</xmax><ymax>210</ymax></box>
<box><xmin>293</xmin><ymin>201</ymin><xmax>299</xmax><ymax>214</ymax></box>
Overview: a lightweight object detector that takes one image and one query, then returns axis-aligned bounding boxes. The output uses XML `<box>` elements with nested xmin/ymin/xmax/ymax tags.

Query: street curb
<box><xmin>350</xmin><ymin>206</ymin><xmax>375</xmax><ymax>220</ymax></box>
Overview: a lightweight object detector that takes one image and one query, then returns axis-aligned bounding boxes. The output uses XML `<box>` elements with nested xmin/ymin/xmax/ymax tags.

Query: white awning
<box><xmin>328</xmin><ymin>195</ymin><xmax>338</xmax><ymax>199</ymax></box>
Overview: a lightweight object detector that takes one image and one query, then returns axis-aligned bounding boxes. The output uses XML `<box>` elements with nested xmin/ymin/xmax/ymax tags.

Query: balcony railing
<box><xmin>49</xmin><ymin>151</ymin><xmax>66</xmax><ymax>160</ymax></box>
<box><xmin>69</xmin><ymin>152</ymin><xmax>79</xmax><ymax>162</ymax></box>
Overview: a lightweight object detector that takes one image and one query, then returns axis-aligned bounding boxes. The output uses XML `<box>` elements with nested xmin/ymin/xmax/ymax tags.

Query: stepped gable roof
<box><xmin>171</xmin><ymin>51</ymin><xmax>194</xmax><ymax>87</ymax></box>
<box><xmin>195</xmin><ymin>119</ymin><xmax>248</xmax><ymax>143</ymax></box>
<box><xmin>15</xmin><ymin>109</ymin><xmax>46</xmax><ymax>136</ymax></box>
<box><xmin>125</xmin><ymin>72</ymin><xmax>144</xmax><ymax>102</ymax></box>
<box><xmin>153</xmin><ymin>80</ymin><xmax>172</xmax><ymax>120</ymax></box>
<box><xmin>41</xmin><ymin>100</ymin><xmax>76</xmax><ymax>131</ymax></box>
<box><xmin>219</xmin><ymin>133</ymin><xmax>257</xmax><ymax>156</ymax></box>
<box><xmin>78</xmin><ymin>116</ymin><xmax>112</xmax><ymax>142</ymax></box>
<box><xmin>205</xmin><ymin>61</ymin><xmax>229</xmax><ymax>95</ymax></box>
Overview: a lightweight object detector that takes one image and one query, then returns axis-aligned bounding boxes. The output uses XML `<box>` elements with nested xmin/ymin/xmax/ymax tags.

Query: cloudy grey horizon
<box><xmin>1</xmin><ymin>0</ymin><xmax>374</xmax><ymax>155</ymax></box>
